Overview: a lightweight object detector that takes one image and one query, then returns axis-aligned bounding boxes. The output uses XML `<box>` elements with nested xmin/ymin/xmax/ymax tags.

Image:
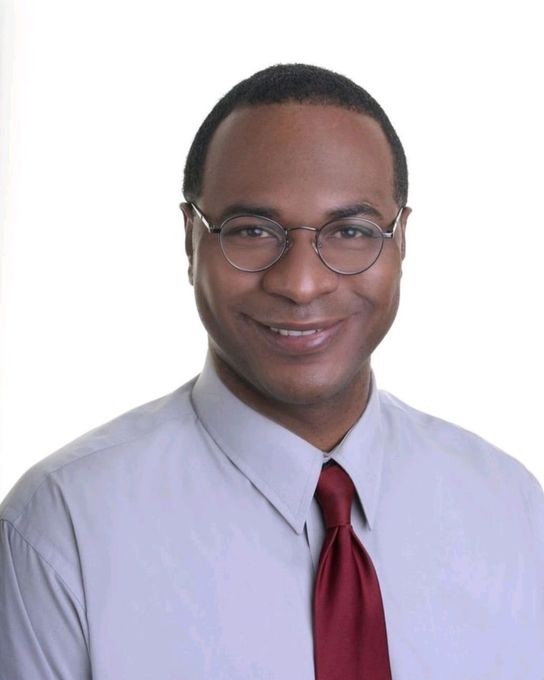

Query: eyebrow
<box><xmin>218</xmin><ymin>201</ymin><xmax>384</xmax><ymax>223</ymax></box>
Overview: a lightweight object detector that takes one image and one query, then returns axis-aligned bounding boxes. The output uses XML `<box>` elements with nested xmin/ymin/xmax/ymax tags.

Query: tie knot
<box><xmin>315</xmin><ymin>462</ymin><xmax>355</xmax><ymax>529</ymax></box>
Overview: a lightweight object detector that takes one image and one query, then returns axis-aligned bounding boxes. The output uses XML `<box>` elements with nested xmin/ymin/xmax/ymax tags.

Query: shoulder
<box><xmin>0</xmin><ymin>377</ymin><xmax>199</xmax><ymax>528</ymax></box>
<box><xmin>0</xmin><ymin>377</ymin><xmax>202</xmax><ymax>601</ymax></box>
<box><xmin>378</xmin><ymin>388</ymin><xmax>544</xmax><ymax>561</ymax></box>
<box><xmin>377</xmin><ymin>387</ymin><xmax>543</xmax><ymax>502</ymax></box>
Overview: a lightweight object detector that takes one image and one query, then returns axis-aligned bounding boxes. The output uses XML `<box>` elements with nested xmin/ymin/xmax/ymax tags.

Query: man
<box><xmin>1</xmin><ymin>64</ymin><xmax>543</xmax><ymax>679</ymax></box>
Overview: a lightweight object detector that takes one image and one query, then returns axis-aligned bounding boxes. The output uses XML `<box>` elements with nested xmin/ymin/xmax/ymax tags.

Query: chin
<box><xmin>212</xmin><ymin>339</ymin><xmax>369</xmax><ymax>409</ymax></box>
<box><xmin>252</xmin><ymin>365</ymin><xmax>360</xmax><ymax>408</ymax></box>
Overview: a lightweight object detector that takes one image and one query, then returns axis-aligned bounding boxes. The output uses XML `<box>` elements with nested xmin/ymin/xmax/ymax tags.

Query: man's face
<box><xmin>184</xmin><ymin>103</ymin><xmax>409</xmax><ymax>408</ymax></box>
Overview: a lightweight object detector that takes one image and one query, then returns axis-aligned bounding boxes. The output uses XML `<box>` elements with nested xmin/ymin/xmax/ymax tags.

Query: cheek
<box><xmin>192</xmin><ymin>243</ymin><xmax>253</xmax><ymax>333</ymax></box>
<box><xmin>350</xmin><ymin>258</ymin><xmax>402</xmax><ymax>345</ymax></box>
<box><xmin>355</xmin><ymin>254</ymin><xmax>402</xmax><ymax>310</ymax></box>
<box><xmin>192</xmin><ymin>242</ymin><xmax>226</xmax><ymax>326</ymax></box>
<box><xmin>194</xmin><ymin>269</ymin><xmax>229</xmax><ymax>331</ymax></box>
<box><xmin>376</xmin><ymin>267</ymin><xmax>402</xmax><ymax>309</ymax></box>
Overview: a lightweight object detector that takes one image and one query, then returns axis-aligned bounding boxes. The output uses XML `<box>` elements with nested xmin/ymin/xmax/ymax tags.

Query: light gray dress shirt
<box><xmin>1</xmin><ymin>353</ymin><xmax>543</xmax><ymax>679</ymax></box>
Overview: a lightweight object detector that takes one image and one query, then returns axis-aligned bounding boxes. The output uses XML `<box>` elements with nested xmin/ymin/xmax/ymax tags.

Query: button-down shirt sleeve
<box><xmin>0</xmin><ymin>519</ymin><xmax>91</xmax><ymax>679</ymax></box>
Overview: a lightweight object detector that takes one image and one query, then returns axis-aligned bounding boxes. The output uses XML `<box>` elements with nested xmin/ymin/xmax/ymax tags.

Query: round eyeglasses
<box><xmin>188</xmin><ymin>203</ymin><xmax>404</xmax><ymax>275</ymax></box>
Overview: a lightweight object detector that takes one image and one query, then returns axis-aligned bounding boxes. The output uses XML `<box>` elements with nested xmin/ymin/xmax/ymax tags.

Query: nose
<box><xmin>261</xmin><ymin>229</ymin><xmax>339</xmax><ymax>304</ymax></box>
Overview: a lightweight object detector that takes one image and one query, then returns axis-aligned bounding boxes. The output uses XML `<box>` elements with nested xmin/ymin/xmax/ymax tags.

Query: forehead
<box><xmin>201</xmin><ymin>103</ymin><xmax>396</xmax><ymax>211</ymax></box>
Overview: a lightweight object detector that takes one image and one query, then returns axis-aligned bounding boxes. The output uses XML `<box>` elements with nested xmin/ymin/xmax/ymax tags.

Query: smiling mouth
<box><xmin>248</xmin><ymin>317</ymin><xmax>345</xmax><ymax>355</ymax></box>
<box><xmin>268</xmin><ymin>327</ymin><xmax>324</xmax><ymax>336</ymax></box>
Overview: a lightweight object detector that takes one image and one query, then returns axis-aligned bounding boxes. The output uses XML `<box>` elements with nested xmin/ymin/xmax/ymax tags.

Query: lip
<box><xmin>248</xmin><ymin>317</ymin><xmax>346</xmax><ymax>355</ymax></box>
<box><xmin>260</xmin><ymin>319</ymin><xmax>340</xmax><ymax>332</ymax></box>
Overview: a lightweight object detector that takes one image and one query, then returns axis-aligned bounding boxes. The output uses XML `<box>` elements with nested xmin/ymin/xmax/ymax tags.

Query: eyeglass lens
<box><xmin>219</xmin><ymin>215</ymin><xmax>385</xmax><ymax>274</ymax></box>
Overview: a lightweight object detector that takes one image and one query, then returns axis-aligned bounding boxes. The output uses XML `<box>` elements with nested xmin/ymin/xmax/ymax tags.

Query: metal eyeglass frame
<box><xmin>188</xmin><ymin>202</ymin><xmax>405</xmax><ymax>275</ymax></box>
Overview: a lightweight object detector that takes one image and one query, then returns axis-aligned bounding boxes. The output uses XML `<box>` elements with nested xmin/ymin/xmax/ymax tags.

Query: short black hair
<box><xmin>182</xmin><ymin>63</ymin><xmax>408</xmax><ymax>206</ymax></box>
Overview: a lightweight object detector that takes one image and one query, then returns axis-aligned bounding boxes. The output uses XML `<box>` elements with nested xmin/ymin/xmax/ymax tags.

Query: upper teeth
<box><xmin>269</xmin><ymin>327</ymin><xmax>323</xmax><ymax>336</ymax></box>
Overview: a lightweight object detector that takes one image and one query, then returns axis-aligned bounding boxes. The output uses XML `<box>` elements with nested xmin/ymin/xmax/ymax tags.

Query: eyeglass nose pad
<box><xmin>284</xmin><ymin>227</ymin><xmax>321</xmax><ymax>258</ymax></box>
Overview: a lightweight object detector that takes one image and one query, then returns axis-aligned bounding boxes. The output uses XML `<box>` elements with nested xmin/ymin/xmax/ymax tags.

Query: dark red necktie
<box><xmin>312</xmin><ymin>461</ymin><xmax>393</xmax><ymax>680</ymax></box>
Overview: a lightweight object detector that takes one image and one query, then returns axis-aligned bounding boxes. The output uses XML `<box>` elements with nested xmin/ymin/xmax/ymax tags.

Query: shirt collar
<box><xmin>191</xmin><ymin>352</ymin><xmax>386</xmax><ymax>534</ymax></box>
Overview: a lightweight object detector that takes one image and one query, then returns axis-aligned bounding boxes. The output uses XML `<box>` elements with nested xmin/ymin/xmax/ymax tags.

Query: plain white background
<box><xmin>1</xmin><ymin>0</ymin><xmax>542</xmax><ymax>500</ymax></box>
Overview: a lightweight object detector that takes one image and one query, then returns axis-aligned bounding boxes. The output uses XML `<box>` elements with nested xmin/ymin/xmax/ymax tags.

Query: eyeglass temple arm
<box><xmin>382</xmin><ymin>206</ymin><xmax>405</xmax><ymax>240</ymax></box>
<box><xmin>188</xmin><ymin>202</ymin><xmax>221</xmax><ymax>233</ymax></box>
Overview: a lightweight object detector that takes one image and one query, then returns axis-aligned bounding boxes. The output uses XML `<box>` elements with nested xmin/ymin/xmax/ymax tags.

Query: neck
<box><xmin>211</xmin><ymin>352</ymin><xmax>371</xmax><ymax>452</ymax></box>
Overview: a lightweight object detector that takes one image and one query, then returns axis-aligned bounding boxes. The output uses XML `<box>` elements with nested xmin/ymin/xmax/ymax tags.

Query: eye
<box><xmin>326</xmin><ymin>221</ymin><xmax>379</xmax><ymax>240</ymax></box>
<box><xmin>336</xmin><ymin>226</ymin><xmax>367</xmax><ymax>239</ymax></box>
<box><xmin>222</xmin><ymin>216</ymin><xmax>283</xmax><ymax>243</ymax></box>
<box><xmin>234</xmin><ymin>225</ymin><xmax>274</xmax><ymax>238</ymax></box>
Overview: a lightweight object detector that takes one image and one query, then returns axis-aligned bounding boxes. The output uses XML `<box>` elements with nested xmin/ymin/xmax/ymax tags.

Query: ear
<box><xmin>180</xmin><ymin>202</ymin><xmax>195</xmax><ymax>286</ymax></box>
<box><xmin>398</xmin><ymin>206</ymin><xmax>411</xmax><ymax>261</ymax></box>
